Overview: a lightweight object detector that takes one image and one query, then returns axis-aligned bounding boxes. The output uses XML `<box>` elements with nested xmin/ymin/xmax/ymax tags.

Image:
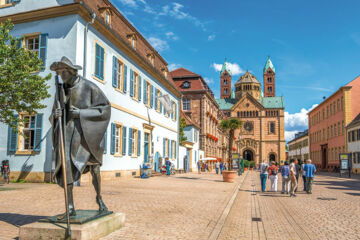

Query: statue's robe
<box><xmin>51</xmin><ymin>76</ymin><xmax>110</xmax><ymax>186</ymax></box>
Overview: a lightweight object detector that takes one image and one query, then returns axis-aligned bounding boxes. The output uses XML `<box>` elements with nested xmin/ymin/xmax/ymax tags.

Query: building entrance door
<box><xmin>144</xmin><ymin>133</ymin><xmax>150</xmax><ymax>162</ymax></box>
<box><xmin>321</xmin><ymin>144</ymin><xmax>328</xmax><ymax>169</ymax></box>
<box><xmin>243</xmin><ymin>149</ymin><xmax>254</xmax><ymax>161</ymax></box>
<box><xmin>269</xmin><ymin>154</ymin><xmax>276</xmax><ymax>162</ymax></box>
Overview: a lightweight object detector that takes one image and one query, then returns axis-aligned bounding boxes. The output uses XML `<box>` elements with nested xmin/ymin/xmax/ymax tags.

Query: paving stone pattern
<box><xmin>0</xmin><ymin>171</ymin><xmax>359</xmax><ymax>240</ymax></box>
<box><xmin>218</xmin><ymin>171</ymin><xmax>360</xmax><ymax>240</ymax></box>
<box><xmin>0</xmin><ymin>173</ymin><xmax>243</xmax><ymax>240</ymax></box>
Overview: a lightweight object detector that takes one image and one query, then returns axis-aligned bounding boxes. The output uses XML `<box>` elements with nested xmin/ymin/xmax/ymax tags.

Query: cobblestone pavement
<box><xmin>218</xmin><ymin>171</ymin><xmax>360</xmax><ymax>240</ymax></box>
<box><xmin>0</xmin><ymin>172</ymin><xmax>245</xmax><ymax>240</ymax></box>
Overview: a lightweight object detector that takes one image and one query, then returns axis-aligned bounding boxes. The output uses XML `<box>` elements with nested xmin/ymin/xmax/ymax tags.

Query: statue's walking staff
<box><xmin>55</xmin><ymin>75</ymin><xmax>71</xmax><ymax>238</ymax></box>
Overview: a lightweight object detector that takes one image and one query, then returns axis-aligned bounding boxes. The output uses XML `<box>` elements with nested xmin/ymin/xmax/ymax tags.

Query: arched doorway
<box><xmin>269</xmin><ymin>153</ymin><xmax>276</xmax><ymax>162</ymax></box>
<box><xmin>243</xmin><ymin>149</ymin><xmax>254</xmax><ymax>161</ymax></box>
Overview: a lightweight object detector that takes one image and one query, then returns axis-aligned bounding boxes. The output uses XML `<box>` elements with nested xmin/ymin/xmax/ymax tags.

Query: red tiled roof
<box><xmin>170</xmin><ymin>68</ymin><xmax>210</xmax><ymax>92</ymax></box>
<box><xmin>170</xmin><ymin>68</ymin><xmax>200</xmax><ymax>78</ymax></box>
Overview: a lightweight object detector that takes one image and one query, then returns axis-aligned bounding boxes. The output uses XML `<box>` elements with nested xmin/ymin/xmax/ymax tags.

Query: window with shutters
<box><xmin>113</xmin><ymin>57</ymin><xmax>124</xmax><ymax>92</ymax></box>
<box><xmin>114</xmin><ymin>124</ymin><xmax>123</xmax><ymax>156</ymax></box>
<box><xmin>172</xmin><ymin>141</ymin><xmax>176</xmax><ymax>159</ymax></box>
<box><xmin>21</xmin><ymin>33</ymin><xmax>48</xmax><ymax>69</ymax></box>
<box><xmin>131</xmin><ymin>129</ymin><xmax>138</xmax><ymax>157</ymax></box>
<box><xmin>171</xmin><ymin>101</ymin><xmax>176</xmax><ymax>121</ymax></box>
<box><xmin>8</xmin><ymin>113</ymin><xmax>44</xmax><ymax>155</ymax></box>
<box><xmin>132</xmin><ymin>72</ymin><xmax>140</xmax><ymax>100</ymax></box>
<box><xmin>94</xmin><ymin>42</ymin><xmax>105</xmax><ymax>82</ymax></box>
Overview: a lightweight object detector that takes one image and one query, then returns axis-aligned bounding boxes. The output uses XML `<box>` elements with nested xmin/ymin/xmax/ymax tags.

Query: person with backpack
<box><xmin>281</xmin><ymin>161</ymin><xmax>290</xmax><ymax>194</ymax></box>
<box><xmin>301</xmin><ymin>160</ymin><xmax>307</xmax><ymax>191</ymax></box>
<box><xmin>268</xmin><ymin>161</ymin><xmax>279</xmax><ymax>192</ymax></box>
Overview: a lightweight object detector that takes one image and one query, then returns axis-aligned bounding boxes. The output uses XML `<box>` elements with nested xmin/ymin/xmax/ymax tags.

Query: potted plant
<box><xmin>244</xmin><ymin>160</ymin><xmax>250</xmax><ymax>171</ymax></box>
<box><xmin>249</xmin><ymin>161</ymin><xmax>255</xmax><ymax>170</ymax></box>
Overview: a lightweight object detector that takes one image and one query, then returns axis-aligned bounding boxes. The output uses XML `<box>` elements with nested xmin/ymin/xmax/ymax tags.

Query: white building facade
<box><xmin>0</xmin><ymin>0</ymin><xmax>180</xmax><ymax>182</ymax></box>
<box><xmin>179</xmin><ymin>125</ymin><xmax>201</xmax><ymax>172</ymax></box>
<box><xmin>288</xmin><ymin>130</ymin><xmax>309</xmax><ymax>162</ymax></box>
<box><xmin>346</xmin><ymin>115</ymin><xmax>360</xmax><ymax>174</ymax></box>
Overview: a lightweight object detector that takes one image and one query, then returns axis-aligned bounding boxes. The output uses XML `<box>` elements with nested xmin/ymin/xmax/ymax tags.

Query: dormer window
<box><xmin>127</xmin><ymin>33</ymin><xmax>137</xmax><ymax>49</ymax></box>
<box><xmin>181</xmin><ymin>81</ymin><xmax>191</xmax><ymax>89</ymax></box>
<box><xmin>147</xmin><ymin>53</ymin><xmax>155</xmax><ymax>66</ymax></box>
<box><xmin>161</xmin><ymin>66</ymin><xmax>168</xmax><ymax>78</ymax></box>
<box><xmin>99</xmin><ymin>7</ymin><xmax>112</xmax><ymax>26</ymax></box>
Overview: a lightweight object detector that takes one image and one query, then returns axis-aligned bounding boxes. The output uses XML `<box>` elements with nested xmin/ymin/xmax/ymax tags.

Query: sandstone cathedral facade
<box><xmin>216</xmin><ymin>58</ymin><xmax>286</xmax><ymax>165</ymax></box>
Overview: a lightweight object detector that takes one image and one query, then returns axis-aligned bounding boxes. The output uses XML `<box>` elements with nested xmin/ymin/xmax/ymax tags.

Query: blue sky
<box><xmin>111</xmin><ymin>0</ymin><xmax>360</xmax><ymax>141</ymax></box>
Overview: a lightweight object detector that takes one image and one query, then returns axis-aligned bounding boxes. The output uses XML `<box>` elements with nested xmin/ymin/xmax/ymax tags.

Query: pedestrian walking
<box><xmin>289</xmin><ymin>159</ymin><xmax>298</xmax><ymax>197</ymax></box>
<box><xmin>215</xmin><ymin>161</ymin><xmax>220</xmax><ymax>174</ymax></box>
<box><xmin>303</xmin><ymin>159</ymin><xmax>317</xmax><ymax>194</ymax></box>
<box><xmin>165</xmin><ymin>157</ymin><xmax>171</xmax><ymax>176</ymax></box>
<box><xmin>301</xmin><ymin>160</ymin><xmax>307</xmax><ymax>191</ymax></box>
<box><xmin>197</xmin><ymin>160</ymin><xmax>201</xmax><ymax>174</ymax></box>
<box><xmin>268</xmin><ymin>161</ymin><xmax>279</xmax><ymax>192</ymax></box>
<box><xmin>220</xmin><ymin>162</ymin><xmax>223</xmax><ymax>174</ymax></box>
<box><xmin>259</xmin><ymin>160</ymin><xmax>269</xmax><ymax>192</ymax></box>
<box><xmin>281</xmin><ymin>161</ymin><xmax>290</xmax><ymax>194</ymax></box>
<box><xmin>205</xmin><ymin>163</ymin><xmax>208</xmax><ymax>172</ymax></box>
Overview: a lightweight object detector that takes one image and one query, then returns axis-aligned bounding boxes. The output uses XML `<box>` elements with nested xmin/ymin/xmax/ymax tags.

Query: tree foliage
<box><xmin>220</xmin><ymin>118</ymin><xmax>242</xmax><ymax>169</ymax></box>
<box><xmin>179</xmin><ymin>117</ymin><xmax>187</xmax><ymax>144</ymax></box>
<box><xmin>0</xmin><ymin>20</ymin><xmax>51</xmax><ymax>128</ymax></box>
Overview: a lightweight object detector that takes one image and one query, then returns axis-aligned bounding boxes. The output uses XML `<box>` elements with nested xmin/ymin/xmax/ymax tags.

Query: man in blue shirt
<box><xmin>303</xmin><ymin>159</ymin><xmax>317</xmax><ymax>194</ymax></box>
<box><xmin>281</xmin><ymin>161</ymin><xmax>290</xmax><ymax>194</ymax></box>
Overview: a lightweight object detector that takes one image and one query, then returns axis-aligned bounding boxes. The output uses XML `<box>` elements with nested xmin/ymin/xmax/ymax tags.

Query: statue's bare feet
<box><xmin>96</xmin><ymin>196</ymin><xmax>108</xmax><ymax>212</ymax></box>
<box><xmin>57</xmin><ymin>207</ymin><xmax>76</xmax><ymax>220</ymax></box>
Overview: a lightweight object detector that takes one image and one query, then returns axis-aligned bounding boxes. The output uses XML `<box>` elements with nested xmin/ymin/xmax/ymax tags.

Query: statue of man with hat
<box><xmin>50</xmin><ymin>56</ymin><xmax>111</xmax><ymax>216</ymax></box>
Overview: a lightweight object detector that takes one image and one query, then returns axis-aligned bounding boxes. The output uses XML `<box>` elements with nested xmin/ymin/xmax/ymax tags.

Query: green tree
<box><xmin>0</xmin><ymin>20</ymin><xmax>51</xmax><ymax>128</ymax></box>
<box><xmin>220</xmin><ymin>118</ymin><xmax>242</xmax><ymax>169</ymax></box>
<box><xmin>179</xmin><ymin>117</ymin><xmax>187</xmax><ymax>144</ymax></box>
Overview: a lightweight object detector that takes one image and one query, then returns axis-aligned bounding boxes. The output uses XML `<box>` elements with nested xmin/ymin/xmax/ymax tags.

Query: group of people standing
<box><xmin>197</xmin><ymin>161</ymin><xmax>227</xmax><ymax>174</ymax></box>
<box><xmin>259</xmin><ymin>159</ymin><xmax>317</xmax><ymax>197</ymax></box>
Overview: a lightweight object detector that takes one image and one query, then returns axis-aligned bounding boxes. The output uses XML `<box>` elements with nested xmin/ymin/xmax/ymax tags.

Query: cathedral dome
<box><xmin>235</xmin><ymin>71</ymin><xmax>260</xmax><ymax>84</ymax></box>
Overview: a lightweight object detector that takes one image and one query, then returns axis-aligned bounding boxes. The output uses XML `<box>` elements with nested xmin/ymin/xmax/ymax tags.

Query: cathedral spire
<box><xmin>263</xmin><ymin>56</ymin><xmax>275</xmax><ymax>74</ymax></box>
<box><xmin>221</xmin><ymin>59</ymin><xmax>232</xmax><ymax>76</ymax></box>
<box><xmin>220</xmin><ymin>58</ymin><xmax>232</xmax><ymax>99</ymax></box>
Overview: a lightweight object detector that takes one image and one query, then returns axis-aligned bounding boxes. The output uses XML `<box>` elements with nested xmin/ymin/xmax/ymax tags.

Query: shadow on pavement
<box><xmin>314</xmin><ymin>178</ymin><xmax>360</xmax><ymax>192</ymax></box>
<box><xmin>345</xmin><ymin>192</ymin><xmax>360</xmax><ymax>196</ymax></box>
<box><xmin>0</xmin><ymin>213</ymin><xmax>48</xmax><ymax>227</ymax></box>
<box><xmin>175</xmin><ymin>176</ymin><xmax>224</xmax><ymax>183</ymax></box>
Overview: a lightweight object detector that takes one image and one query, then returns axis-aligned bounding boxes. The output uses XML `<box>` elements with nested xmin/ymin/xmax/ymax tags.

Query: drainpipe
<box><xmin>83</xmin><ymin>12</ymin><xmax>96</xmax><ymax>78</ymax></box>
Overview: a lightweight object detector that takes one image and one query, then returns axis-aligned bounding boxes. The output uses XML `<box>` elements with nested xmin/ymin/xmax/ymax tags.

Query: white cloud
<box><xmin>284</xmin><ymin>104</ymin><xmax>318</xmax><ymax>130</ymax></box>
<box><xmin>160</xmin><ymin>3</ymin><xmax>206</xmax><ymax>31</ymax></box>
<box><xmin>165</xmin><ymin>32</ymin><xmax>178</xmax><ymax>40</ymax></box>
<box><xmin>285</xmin><ymin>131</ymin><xmax>299</xmax><ymax>142</ymax></box>
<box><xmin>211</xmin><ymin>62</ymin><xmax>245</xmax><ymax>76</ymax></box>
<box><xmin>148</xmin><ymin>37</ymin><xmax>169</xmax><ymax>52</ymax></box>
<box><xmin>168</xmin><ymin>63</ymin><xmax>181</xmax><ymax>71</ymax></box>
<box><xmin>208</xmin><ymin>34</ymin><xmax>216</xmax><ymax>41</ymax></box>
<box><xmin>204</xmin><ymin>77</ymin><xmax>214</xmax><ymax>84</ymax></box>
<box><xmin>117</xmin><ymin>0</ymin><xmax>138</xmax><ymax>8</ymax></box>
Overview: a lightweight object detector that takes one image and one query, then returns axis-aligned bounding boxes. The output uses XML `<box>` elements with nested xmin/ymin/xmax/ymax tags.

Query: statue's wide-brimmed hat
<box><xmin>50</xmin><ymin>56</ymin><xmax>82</xmax><ymax>71</ymax></box>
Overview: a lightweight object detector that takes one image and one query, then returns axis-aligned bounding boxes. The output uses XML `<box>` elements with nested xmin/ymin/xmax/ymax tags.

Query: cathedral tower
<box><xmin>263</xmin><ymin>57</ymin><xmax>275</xmax><ymax>97</ymax></box>
<box><xmin>220</xmin><ymin>60</ymin><xmax>232</xmax><ymax>99</ymax></box>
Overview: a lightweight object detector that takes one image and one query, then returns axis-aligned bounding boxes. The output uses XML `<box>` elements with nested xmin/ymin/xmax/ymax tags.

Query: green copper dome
<box><xmin>221</xmin><ymin>61</ymin><xmax>232</xmax><ymax>75</ymax></box>
<box><xmin>263</xmin><ymin>57</ymin><xmax>275</xmax><ymax>74</ymax></box>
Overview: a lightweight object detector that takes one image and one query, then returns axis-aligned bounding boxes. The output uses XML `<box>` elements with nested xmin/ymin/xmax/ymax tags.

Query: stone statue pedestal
<box><xmin>19</xmin><ymin>210</ymin><xmax>125</xmax><ymax>240</ymax></box>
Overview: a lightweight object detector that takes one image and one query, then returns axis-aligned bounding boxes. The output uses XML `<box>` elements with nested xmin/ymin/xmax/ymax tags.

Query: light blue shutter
<box><xmin>7</xmin><ymin>115</ymin><xmax>18</xmax><ymax>152</ymax></box>
<box><xmin>130</xmin><ymin>69</ymin><xmax>134</xmax><ymax>97</ymax></box>
<box><xmin>100</xmin><ymin>47</ymin><xmax>104</xmax><ymax>79</ymax></box>
<box><xmin>163</xmin><ymin>138</ymin><xmax>165</xmax><ymax>157</ymax></box>
<box><xmin>155</xmin><ymin>89</ymin><xmax>158</xmax><ymax>110</ymax></box>
<box><xmin>143</xmin><ymin>79</ymin><xmax>147</xmax><ymax>104</ymax></box>
<box><xmin>33</xmin><ymin>114</ymin><xmax>43</xmax><ymax>152</ymax></box>
<box><xmin>175</xmin><ymin>102</ymin><xmax>178</xmax><ymax>120</ymax></box>
<box><xmin>171</xmin><ymin>101</ymin><xmax>174</xmax><ymax>119</ymax></box>
<box><xmin>103</xmin><ymin>130</ymin><xmax>107</xmax><ymax>154</ymax></box>
<box><xmin>123</xmin><ymin>64</ymin><xmax>128</xmax><ymax>93</ymax></box>
<box><xmin>110</xmin><ymin>123</ymin><xmax>115</xmax><ymax>155</ymax></box>
<box><xmin>167</xmin><ymin>139</ymin><xmax>170</xmax><ymax>157</ymax></box>
<box><xmin>138</xmin><ymin>76</ymin><xmax>142</xmax><ymax>101</ymax></box>
<box><xmin>112</xmin><ymin>56</ymin><xmax>118</xmax><ymax>88</ymax></box>
<box><xmin>137</xmin><ymin>130</ymin><xmax>141</xmax><ymax>156</ymax></box>
<box><xmin>39</xmin><ymin>33</ymin><xmax>48</xmax><ymax>68</ymax></box>
<box><xmin>170</xmin><ymin>140</ymin><xmax>173</xmax><ymax>159</ymax></box>
<box><xmin>128</xmin><ymin>128</ymin><xmax>133</xmax><ymax>155</ymax></box>
<box><xmin>150</xmin><ymin>85</ymin><xmax>154</xmax><ymax>108</ymax></box>
<box><xmin>160</xmin><ymin>92</ymin><xmax>163</xmax><ymax>113</ymax></box>
<box><xmin>122</xmin><ymin>127</ymin><xmax>127</xmax><ymax>155</ymax></box>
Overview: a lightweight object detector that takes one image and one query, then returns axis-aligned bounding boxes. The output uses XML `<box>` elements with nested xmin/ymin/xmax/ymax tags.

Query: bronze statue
<box><xmin>50</xmin><ymin>56</ymin><xmax>111</xmax><ymax>217</ymax></box>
